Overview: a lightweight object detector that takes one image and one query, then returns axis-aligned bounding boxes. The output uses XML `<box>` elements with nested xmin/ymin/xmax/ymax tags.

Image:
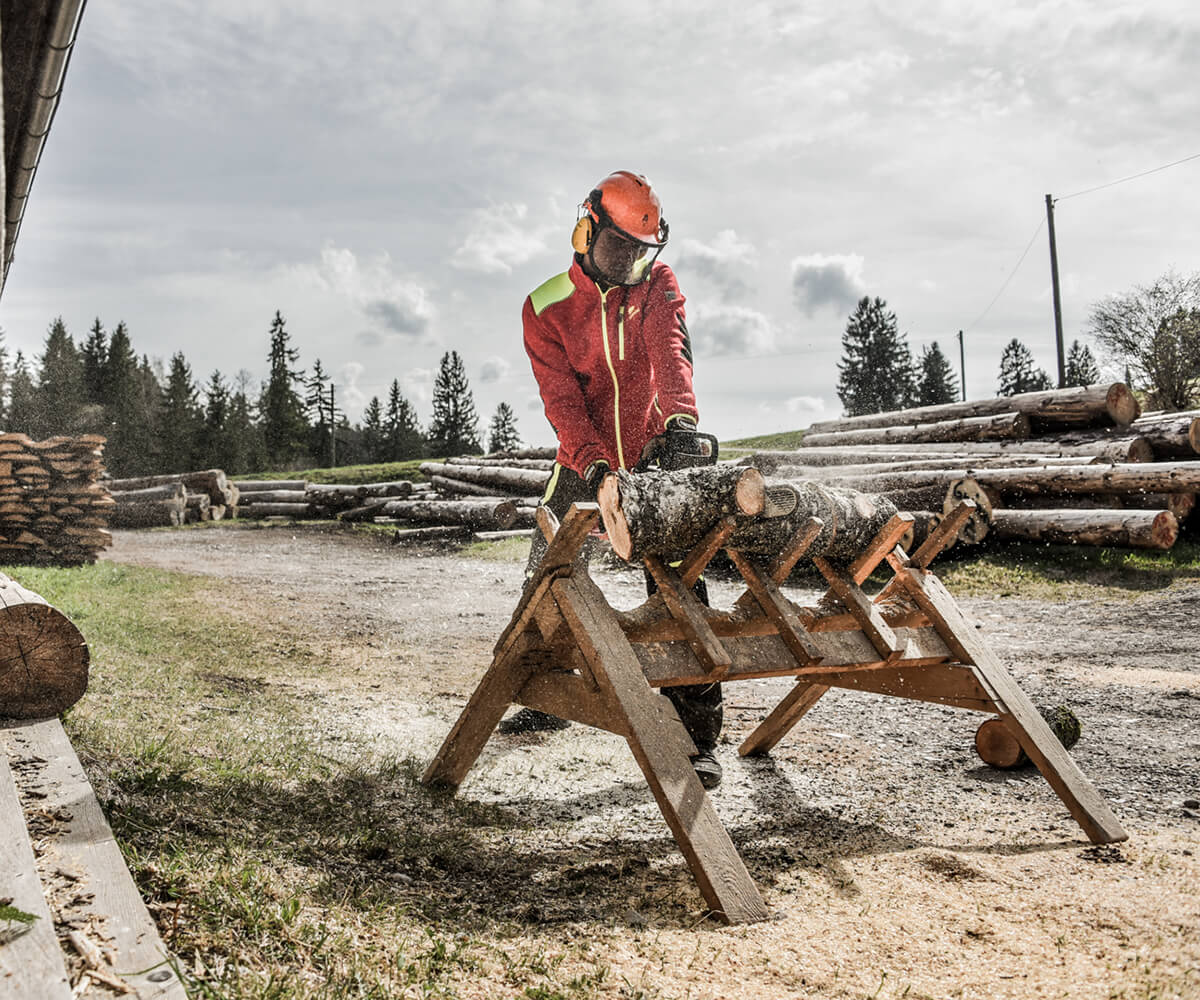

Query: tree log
<box><xmin>597</xmin><ymin>465</ymin><xmax>766</xmax><ymax>561</ymax></box>
<box><xmin>379</xmin><ymin>498</ymin><xmax>517</xmax><ymax>530</ymax></box>
<box><xmin>900</xmin><ymin>510</ymin><xmax>943</xmax><ymax>553</ymax></box>
<box><xmin>1129</xmin><ymin>411</ymin><xmax>1200</xmax><ymax>457</ymax></box>
<box><xmin>237</xmin><ymin>502</ymin><xmax>317</xmax><ymax>518</ymax></box>
<box><xmin>1004</xmin><ymin>491</ymin><xmax>1196</xmax><ymax>520</ymax></box>
<box><xmin>747</xmin><ymin>434</ymin><xmax>1153</xmax><ymax>466</ymax></box>
<box><xmin>231</xmin><ymin>479</ymin><xmax>308</xmax><ymax>492</ymax></box>
<box><xmin>801</xmin><ymin>411</ymin><xmax>1031</xmax><ymax>448</ymax></box>
<box><xmin>990</xmin><ymin>508</ymin><xmax>1179</xmax><ymax>549</ymax></box>
<box><xmin>428</xmin><ymin>474</ymin><xmax>524</xmax><ymax>499</ymax></box>
<box><xmin>238</xmin><ymin>490</ymin><xmax>311</xmax><ymax>505</ymax></box>
<box><xmin>419</xmin><ymin>461</ymin><xmax>550</xmax><ymax>493</ymax></box>
<box><xmin>0</xmin><ymin>572</ymin><xmax>89</xmax><ymax>719</ymax></box>
<box><xmin>109</xmin><ymin>499</ymin><xmax>185</xmax><ymax>528</ymax></box>
<box><xmin>767</xmin><ymin>454</ymin><xmax>1097</xmax><ymax>480</ymax></box>
<box><xmin>806</xmin><ymin>382</ymin><xmax>1139</xmax><ymax>434</ymax></box>
<box><xmin>975</xmin><ymin>706</ymin><xmax>1081</xmax><ymax>769</ymax></box>
<box><xmin>105</xmin><ymin>469</ymin><xmax>232</xmax><ymax>505</ymax></box>
<box><xmin>109</xmin><ymin>483</ymin><xmax>186</xmax><ymax>504</ymax></box>
<box><xmin>446</xmin><ymin>456</ymin><xmax>556</xmax><ymax>470</ymax></box>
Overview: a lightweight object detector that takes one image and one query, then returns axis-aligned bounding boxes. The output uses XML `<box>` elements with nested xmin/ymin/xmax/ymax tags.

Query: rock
<box><xmin>1183</xmin><ymin>798</ymin><xmax>1200</xmax><ymax>809</ymax></box>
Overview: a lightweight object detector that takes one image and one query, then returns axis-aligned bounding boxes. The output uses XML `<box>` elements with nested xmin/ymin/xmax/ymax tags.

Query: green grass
<box><xmin>239</xmin><ymin>459</ymin><xmax>428</xmax><ymax>485</ymax></box>
<box><xmin>720</xmin><ymin>428</ymin><xmax>805</xmax><ymax>456</ymax></box>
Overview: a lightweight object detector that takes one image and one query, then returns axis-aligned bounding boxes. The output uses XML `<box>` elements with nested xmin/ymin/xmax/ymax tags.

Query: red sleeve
<box><xmin>522</xmin><ymin>296</ymin><xmax>609</xmax><ymax>474</ymax></box>
<box><xmin>642</xmin><ymin>264</ymin><xmax>699</xmax><ymax>426</ymax></box>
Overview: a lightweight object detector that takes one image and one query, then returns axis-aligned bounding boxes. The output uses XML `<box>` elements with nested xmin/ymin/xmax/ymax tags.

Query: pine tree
<box><xmin>81</xmin><ymin>318</ymin><xmax>108</xmax><ymax>405</ymax></box>
<box><xmin>260</xmin><ymin>311</ymin><xmax>309</xmax><ymax>467</ymax></box>
<box><xmin>99</xmin><ymin>322</ymin><xmax>143</xmax><ymax>474</ymax></box>
<box><xmin>227</xmin><ymin>370</ymin><xmax>268</xmax><ymax>474</ymax></box>
<box><xmin>384</xmin><ymin>379</ymin><xmax>425</xmax><ymax>460</ymax></box>
<box><xmin>487</xmin><ymin>402</ymin><xmax>522</xmax><ymax>453</ymax></box>
<box><xmin>916</xmin><ymin>341</ymin><xmax>959</xmax><ymax>406</ymax></box>
<box><xmin>6</xmin><ymin>352</ymin><xmax>36</xmax><ymax>433</ymax></box>
<box><xmin>997</xmin><ymin>338</ymin><xmax>1053</xmax><ymax>396</ymax></box>
<box><xmin>199</xmin><ymin>370</ymin><xmax>231</xmax><ymax>470</ymax></box>
<box><xmin>361</xmin><ymin>396</ymin><xmax>384</xmax><ymax>463</ymax></box>
<box><xmin>835</xmin><ymin>297</ymin><xmax>916</xmax><ymax>416</ymax></box>
<box><xmin>34</xmin><ymin>317</ymin><xmax>85</xmax><ymax>436</ymax></box>
<box><xmin>159</xmin><ymin>352</ymin><xmax>203</xmax><ymax>472</ymax></box>
<box><xmin>132</xmin><ymin>354</ymin><xmax>165</xmax><ymax>475</ymax></box>
<box><xmin>428</xmin><ymin>351</ymin><xmax>482</xmax><ymax>456</ymax></box>
<box><xmin>1064</xmin><ymin>340</ymin><xmax>1101</xmax><ymax>388</ymax></box>
<box><xmin>304</xmin><ymin>359</ymin><xmax>336</xmax><ymax>466</ymax></box>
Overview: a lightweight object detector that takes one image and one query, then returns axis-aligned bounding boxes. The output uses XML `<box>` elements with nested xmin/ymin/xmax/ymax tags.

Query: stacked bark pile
<box><xmin>741</xmin><ymin>384</ymin><xmax>1199</xmax><ymax>551</ymax></box>
<box><xmin>107</xmin><ymin>470</ymin><xmax>238</xmax><ymax>526</ymax></box>
<box><xmin>0</xmin><ymin>434</ymin><xmax>113</xmax><ymax>566</ymax></box>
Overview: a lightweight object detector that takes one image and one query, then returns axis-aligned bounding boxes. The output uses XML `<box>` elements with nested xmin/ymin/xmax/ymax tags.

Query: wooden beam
<box><xmin>727</xmin><ymin>549</ymin><xmax>823</xmax><ymax>666</ymax></box>
<box><xmin>814</xmin><ymin>556</ymin><xmax>907</xmax><ymax>662</ymax></box>
<box><xmin>738</xmin><ymin>682</ymin><xmax>829</xmax><ymax>757</ymax></box>
<box><xmin>645</xmin><ymin>555</ymin><xmax>732</xmax><ymax>677</ymax></box>
<box><xmin>677</xmin><ymin>516</ymin><xmax>737</xmax><ymax>588</ymax></box>
<box><xmin>847</xmin><ymin>513</ymin><xmax>914</xmax><ymax>584</ymax></box>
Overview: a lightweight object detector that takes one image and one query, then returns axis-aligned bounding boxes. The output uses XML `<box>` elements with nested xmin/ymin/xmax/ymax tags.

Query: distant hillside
<box><xmin>721</xmin><ymin>428</ymin><xmax>805</xmax><ymax>456</ymax></box>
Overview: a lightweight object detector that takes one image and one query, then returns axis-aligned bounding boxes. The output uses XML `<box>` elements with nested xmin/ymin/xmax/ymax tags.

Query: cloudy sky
<box><xmin>2</xmin><ymin>1</ymin><xmax>1198</xmax><ymax>445</ymax></box>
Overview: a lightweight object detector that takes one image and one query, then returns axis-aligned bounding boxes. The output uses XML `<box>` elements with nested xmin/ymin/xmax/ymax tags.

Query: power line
<box><xmin>962</xmin><ymin>216</ymin><xmax>1045</xmax><ymax>333</ymax></box>
<box><xmin>1056</xmin><ymin>150</ymin><xmax>1200</xmax><ymax>202</ymax></box>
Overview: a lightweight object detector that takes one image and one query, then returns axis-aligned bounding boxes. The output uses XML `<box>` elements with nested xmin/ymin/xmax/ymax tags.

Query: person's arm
<box><xmin>523</xmin><ymin>297</ymin><xmax>610</xmax><ymax>475</ymax></box>
<box><xmin>642</xmin><ymin>265</ymin><xmax>699</xmax><ymax>427</ymax></box>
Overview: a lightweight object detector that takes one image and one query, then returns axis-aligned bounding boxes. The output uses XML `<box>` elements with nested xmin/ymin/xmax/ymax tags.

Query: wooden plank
<box><xmin>847</xmin><ymin>513</ymin><xmax>914</xmax><ymax>584</ymax></box>
<box><xmin>422</xmin><ymin>629</ymin><xmax>543</xmax><ymax>788</ymax></box>
<box><xmin>801</xmin><ymin>663</ymin><xmax>995</xmax><ymax>711</ymax></box>
<box><xmin>677</xmin><ymin>516</ymin><xmax>737</xmax><ymax>587</ymax></box>
<box><xmin>894</xmin><ymin>566</ymin><xmax>1128</xmax><ymax>844</ymax></box>
<box><xmin>732</xmin><ymin>517</ymin><xmax>823</xmax><ymax>614</ymax></box>
<box><xmin>814</xmin><ymin>556</ymin><xmax>906</xmax><ymax>662</ymax></box>
<box><xmin>738</xmin><ymin>682</ymin><xmax>830</xmax><ymax>757</ymax></box>
<box><xmin>726</xmin><ymin>550</ymin><xmax>823</xmax><ymax>666</ymax></box>
<box><xmin>515</xmin><ymin>671</ymin><xmax>625</xmax><ymax>734</ymax></box>
<box><xmin>0</xmin><ymin>747</ymin><xmax>73</xmax><ymax>999</ymax></box>
<box><xmin>1</xmin><ymin>719</ymin><xmax>187</xmax><ymax>997</ymax></box>
<box><xmin>911</xmin><ymin>500</ymin><xmax>975</xmax><ymax>569</ymax></box>
<box><xmin>644</xmin><ymin>556</ymin><xmax>731</xmax><ymax>676</ymax></box>
<box><xmin>553</xmin><ymin>573</ymin><xmax>770</xmax><ymax>924</ymax></box>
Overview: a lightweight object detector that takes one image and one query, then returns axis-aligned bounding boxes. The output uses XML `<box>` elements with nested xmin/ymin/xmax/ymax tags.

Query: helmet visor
<box><xmin>589</xmin><ymin>225</ymin><xmax>663</xmax><ymax>286</ymax></box>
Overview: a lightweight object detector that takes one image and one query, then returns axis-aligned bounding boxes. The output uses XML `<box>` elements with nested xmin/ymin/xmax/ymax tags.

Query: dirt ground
<box><xmin>102</xmin><ymin>523</ymin><xmax>1200</xmax><ymax>1000</ymax></box>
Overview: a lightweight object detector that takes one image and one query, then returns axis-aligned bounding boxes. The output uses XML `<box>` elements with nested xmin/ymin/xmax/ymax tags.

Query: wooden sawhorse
<box><xmin>422</xmin><ymin>501</ymin><xmax>1126</xmax><ymax>924</ymax></box>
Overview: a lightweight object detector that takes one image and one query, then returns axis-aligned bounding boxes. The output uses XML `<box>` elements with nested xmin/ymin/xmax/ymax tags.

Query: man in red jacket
<box><xmin>501</xmin><ymin>171</ymin><xmax>723</xmax><ymax>789</ymax></box>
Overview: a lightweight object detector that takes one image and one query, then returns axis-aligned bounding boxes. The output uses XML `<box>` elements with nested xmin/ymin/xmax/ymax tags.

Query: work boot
<box><xmin>690</xmin><ymin>748</ymin><xmax>722</xmax><ymax>790</ymax></box>
<box><xmin>497</xmin><ymin>708</ymin><xmax>570</xmax><ymax>735</ymax></box>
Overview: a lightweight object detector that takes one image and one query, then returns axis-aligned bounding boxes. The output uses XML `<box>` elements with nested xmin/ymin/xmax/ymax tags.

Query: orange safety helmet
<box><xmin>572</xmin><ymin>171</ymin><xmax>669</xmax><ymax>284</ymax></box>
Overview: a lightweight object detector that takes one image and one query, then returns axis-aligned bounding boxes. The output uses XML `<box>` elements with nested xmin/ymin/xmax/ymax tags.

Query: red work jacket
<box><xmin>522</xmin><ymin>257</ymin><xmax>698</xmax><ymax>475</ymax></box>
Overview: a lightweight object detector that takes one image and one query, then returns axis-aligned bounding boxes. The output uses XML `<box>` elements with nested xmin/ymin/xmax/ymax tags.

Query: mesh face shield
<box><xmin>588</xmin><ymin>224</ymin><xmax>665</xmax><ymax>286</ymax></box>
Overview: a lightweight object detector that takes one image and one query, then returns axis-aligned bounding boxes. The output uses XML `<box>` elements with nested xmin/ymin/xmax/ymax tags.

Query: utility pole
<box><xmin>1045</xmin><ymin>193</ymin><xmax>1066</xmax><ymax>388</ymax></box>
<box><xmin>956</xmin><ymin>329</ymin><xmax>966</xmax><ymax>401</ymax></box>
<box><xmin>327</xmin><ymin>382</ymin><xmax>337</xmax><ymax>468</ymax></box>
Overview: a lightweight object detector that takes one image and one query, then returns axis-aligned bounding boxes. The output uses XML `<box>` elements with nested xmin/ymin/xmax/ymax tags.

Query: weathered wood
<box><xmin>108</xmin><ymin>498</ymin><xmax>185</xmax><ymax>528</ymax></box>
<box><xmin>238</xmin><ymin>489</ymin><xmax>310</xmax><ymax>504</ymax></box>
<box><xmin>231</xmin><ymin>479</ymin><xmax>307</xmax><ymax>492</ymax></box>
<box><xmin>598</xmin><ymin>465</ymin><xmax>766</xmax><ymax>561</ymax></box>
<box><xmin>429</xmin><ymin>474</ymin><xmax>518</xmax><ymax>498</ymax></box>
<box><xmin>768</xmin><ymin>454</ymin><xmax>1100</xmax><ymax>479</ymax></box>
<box><xmin>748</xmin><ymin>435</ymin><xmax>1154</xmax><ymax>466</ymax></box>
<box><xmin>105</xmin><ymin>469</ymin><xmax>231</xmax><ymax>505</ymax></box>
<box><xmin>991</xmin><ymin>508</ymin><xmax>1179</xmax><ymax>550</ymax></box>
<box><xmin>1130</xmin><ymin>410</ymin><xmax>1200</xmax><ymax>457</ymax></box>
<box><xmin>236</xmin><ymin>501</ymin><xmax>316</xmax><ymax>518</ymax></box>
<box><xmin>109</xmin><ymin>483</ymin><xmax>186</xmax><ymax>503</ymax></box>
<box><xmin>389</xmin><ymin>525</ymin><xmax>472</xmax><ymax>543</ymax></box>
<box><xmin>420</xmin><ymin>461</ymin><xmax>550</xmax><ymax>493</ymax></box>
<box><xmin>447</xmin><ymin>456</ymin><xmax>556</xmax><ymax>470</ymax></box>
<box><xmin>734</xmin><ymin>482</ymin><xmax>899</xmax><ymax>560</ymax></box>
<box><xmin>802</xmin><ymin>411</ymin><xmax>1031</xmax><ymax>448</ymax></box>
<box><xmin>976</xmin><ymin>706</ymin><xmax>1082</xmax><ymax>769</ymax></box>
<box><xmin>380</xmin><ymin>497</ymin><xmax>518</xmax><ymax>530</ymax></box>
<box><xmin>1</xmin><ymin>719</ymin><xmax>188</xmax><ymax>997</ymax></box>
<box><xmin>806</xmin><ymin>382</ymin><xmax>1139</xmax><ymax>435</ymax></box>
<box><xmin>0</xmin><ymin>573</ymin><xmax>89</xmax><ymax>719</ymax></box>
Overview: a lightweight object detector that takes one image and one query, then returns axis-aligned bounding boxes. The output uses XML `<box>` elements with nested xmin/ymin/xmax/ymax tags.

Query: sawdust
<box><xmin>99</xmin><ymin>523</ymin><xmax>1200</xmax><ymax>999</ymax></box>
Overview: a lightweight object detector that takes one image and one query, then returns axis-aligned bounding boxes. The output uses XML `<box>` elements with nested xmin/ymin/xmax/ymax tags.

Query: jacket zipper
<box><xmin>599</xmin><ymin>288</ymin><xmax>626</xmax><ymax>469</ymax></box>
<box><xmin>618</xmin><ymin>305</ymin><xmax>626</xmax><ymax>361</ymax></box>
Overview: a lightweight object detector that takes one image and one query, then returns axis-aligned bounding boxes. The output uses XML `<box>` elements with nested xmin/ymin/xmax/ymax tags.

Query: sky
<box><xmin>2</xmin><ymin>0</ymin><xmax>1199</xmax><ymax>447</ymax></box>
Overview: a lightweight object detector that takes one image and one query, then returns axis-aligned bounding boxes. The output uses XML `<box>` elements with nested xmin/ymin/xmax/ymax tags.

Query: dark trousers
<box><xmin>525</xmin><ymin>464</ymin><xmax>723</xmax><ymax>751</ymax></box>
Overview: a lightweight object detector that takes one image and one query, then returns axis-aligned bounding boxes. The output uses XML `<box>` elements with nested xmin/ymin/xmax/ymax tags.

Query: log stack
<box><xmin>107</xmin><ymin>469</ymin><xmax>239</xmax><ymax>524</ymax></box>
<box><xmin>738</xmin><ymin>385</ymin><xmax>1199</xmax><ymax>551</ymax></box>
<box><xmin>0</xmin><ymin>434</ymin><xmax>113</xmax><ymax>566</ymax></box>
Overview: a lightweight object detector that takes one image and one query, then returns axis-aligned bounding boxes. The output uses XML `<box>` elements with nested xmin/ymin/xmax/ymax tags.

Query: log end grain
<box><xmin>735</xmin><ymin>466</ymin><xmax>766</xmax><ymax>516</ymax></box>
<box><xmin>1190</xmin><ymin>416</ymin><xmax>1200</xmax><ymax>455</ymax></box>
<box><xmin>1150</xmin><ymin>510</ymin><xmax>1180</xmax><ymax>550</ymax></box>
<box><xmin>597</xmin><ymin>473</ymin><xmax>631</xmax><ymax>561</ymax></box>
<box><xmin>974</xmin><ymin>718</ymin><xmax>1025</xmax><ymax>769</ymax></box>
<box><xmin>1106</xmin><ymin>382</ymin><xmax>1141</xmax><ymax>427</ymax></box>
<box><xmin>0</xmin><ymin>603</ymin><xmax>89</xmax><ymax>719</ymax></box>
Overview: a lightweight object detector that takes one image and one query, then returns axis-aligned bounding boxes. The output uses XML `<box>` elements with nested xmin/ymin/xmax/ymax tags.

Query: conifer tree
<box><xmin>916</xmin><ymin>341</ymin><xmax>959</xmax><ymax>406</ymax></box>
<box><xmin>427</xmin><ymin>351</ymin><xmax>482</xmax><ymax>456</ymax></box>
<box><xmin>227</xmin><ymin>370</ymin><xmax>268</xmax><ymax>474</ymax></box>
<box><xmin>997</xmin><ymin>338</ymin><xmax>1053</xmax><ymax>396</ymax></box>
<box><xmin>384</xmin><ymin>379</ymin><xmax>425</xmax><ymax>460</ymax></box>
<box><xmin>35</xmin><ymin>317</ymin><xmax>84</xmax><ymax>436</ymax></box>
<box><xmin>487</xmin><ymin>401</ymin><xmax>521</xmax><ymax>453</ymax></box>
<box><xmin>835</xmin><ymin>297</ymin><xmax>916</xmax><ymax>416</ymax></box>
<box><xmin>0</xmin><ymin>330</ymin><xmax>9</xmax><ymax>428</ymax></box>
<box><xmin>361</xmin><ymin>396</ymin><xmax>384</xmax><ymax>462</ymax></box>
<box><xmin>6</xmin><ymin>352</ymin><xmax>36</xmax><ymax>433</ymax></box>
<box><xmin>1063</xmin><ymin>339</ymin><xmax>1101</xmax><ymax>388</ymax></box>
<box><xmin>159</xmin><ymin>352</ymin><xmax>203</xmax><ymax>472</ymax></box>
<box><xmin>81</xmin><ymin>318</ymin><xmax>108</xmax><ymax>405</ymax></box>
<box><xmin>199</xmin><ymin>370</ymin><xmax>231</xmax><ymax>470</ymax></box>
<box><xmin>99</xmin><ymin>322</ymin><xmax>142</xmax><ymax>473</ymax></box>
<box><xmin>260</xmin><ymin>311</ymin><xmax>308</xmax><ymax>467</ymax></box>
<box><xmin>305</xmin><ymin>359</ymin><xmax>334</xmax><ymax>466</ymax></box>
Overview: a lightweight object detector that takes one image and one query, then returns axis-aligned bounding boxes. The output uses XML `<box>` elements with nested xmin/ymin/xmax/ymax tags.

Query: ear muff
<box><xmin>571</xmin><ymin>215</ymin><xmax>593</xmax><ymax>254</ymax></box>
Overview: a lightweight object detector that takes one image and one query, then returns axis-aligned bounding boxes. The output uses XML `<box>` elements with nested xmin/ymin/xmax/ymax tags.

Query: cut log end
<box><xmin>597</xmin><ymin>473</ymin><xmax>631</xmax><ymax>560</ymax></box>
<box><xmin>1105</xmin><ymin>382</ymin><xmax>1140</xmax><ymax>427</ymax></box>
<box><xmin>1190</xmin><ymin>416</ymin><xmax>1200</xmax><ymax>455</ymax></box>
<box><xmin>735</xmin><ymin>466</ymin><xmax>766</xmax><ymax>516</ymax></box>
<box><xmin>975</xmin><ymin>706</ymin><xmax>1082</xmax><ymax>769</ymax></box>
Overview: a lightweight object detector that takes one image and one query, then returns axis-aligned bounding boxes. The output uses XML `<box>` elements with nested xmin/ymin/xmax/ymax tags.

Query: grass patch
<box><xmin>720</xmin><ymin>428</ymin><xmax>805</xmax><ymax>455</ymax></box>
<box><xmin>6</xmin><ymin>560</ymin><xmax>656</xmax><ymax>998</ymax></box>
<box><xmin>460</xmin><ymin>535</ymin><xmax>530</xmax><ymax>562</ymax></box>
<box><xmin>933</xmin><ymin>539</ymin><xmax>1200</xmax><ymax>600</ymax></box>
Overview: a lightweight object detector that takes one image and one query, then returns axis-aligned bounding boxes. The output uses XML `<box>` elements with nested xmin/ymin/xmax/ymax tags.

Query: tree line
<box><xmin>0</xmin><ymin>310</ymin><xmax>524</xmax><ymax>477</ymax></box>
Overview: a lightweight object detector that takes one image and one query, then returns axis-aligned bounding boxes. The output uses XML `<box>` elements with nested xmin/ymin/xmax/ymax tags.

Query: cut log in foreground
<box><xmin>806</xmin><ymin>382</ymin><xmax>1139</xmax><ymax>435</ymax></box>
<box><xmin>991</xmin><ymin>508</ymin><xmax>1179</xmax><ymax>550</ymax></box>
<box><xmin>801</xmin><ymin>411</ymin><xmax>1031</xmax><ymax>449</ymax></box>
<box><xmin>0</xmin><ymin>572</ymin><xmax>89</xmax><ymax>719</ymax></box>
<box><xmin>976</xmin><ymin>706</ymin><xmax>1082</xmax><ymax>769</ymax></box>
<box><xmin>598</xmin><ymin>466</ymin><xmax>898</xmax><ymax>562</ymax></box>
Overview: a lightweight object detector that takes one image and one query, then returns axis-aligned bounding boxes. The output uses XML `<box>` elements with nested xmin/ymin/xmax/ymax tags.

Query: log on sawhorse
<box><xmin>422</xmin><ymin>500</ymin><xmax>1127</xmax><ymax>925</ymax></box>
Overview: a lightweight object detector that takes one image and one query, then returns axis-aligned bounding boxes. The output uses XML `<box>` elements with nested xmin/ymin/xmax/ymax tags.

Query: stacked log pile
<box><xmin>740</xmin><ymin>384</ymin><xmax>1200</xmax><ymax>551</ymax></box>
<box><xmin>107</xmin><ymin>469</ymin><xmax>239</xmax><ymax>526</ymax></box>
<box><xmin>0</xmin><ymin>434</ymin><xmax>113</xmax><ymax>566</ymax></box>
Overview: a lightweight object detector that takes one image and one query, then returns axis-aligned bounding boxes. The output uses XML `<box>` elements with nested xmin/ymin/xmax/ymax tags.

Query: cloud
<box><xmin>783</xmin><ymin>395</ymin><xmax>827</xmax><ymax>418</ymax></box>
<box><xmin>311</xmin><ymin>245</ymin><xmax>435</xmax><ymax>341</ymax></box>
<box><xmin>674</xmin><ymin>230</ymin><xmax>756</xmax><ymax>299</ymax></box>
<box><xmin>479</xmin><ymin>356</ymin><xmax>511</xmax><ymax>383</ymax></box>
<box><xmin>691</xmin><ymin>304</ymin><xmax>777</xmax><ymax>357</ymax></box>
<box><xmin>339</xmin><ymin>361</ymin><xmax>367</xmax><ymax>415</ymax></box>
<box><xmin>449</xmin><ymin>203</ymin><xmax>554</xmax><ymax>275</ymax></box>
<box><xmin>401</xmin><ymin>367</ymin><xmax>433</xmax><ymax>405</ymax></box>
<box><xmin>791</xmin><ymin>253</ymin><xmax>866</xmax><ymax>315</ymax></box>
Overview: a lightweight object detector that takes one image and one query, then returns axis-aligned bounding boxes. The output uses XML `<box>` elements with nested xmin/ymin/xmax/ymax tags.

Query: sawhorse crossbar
<box><xmin>422</xmin><ymin>501</ymin><xmax>1126</xmax><ymax>924</ymax></box>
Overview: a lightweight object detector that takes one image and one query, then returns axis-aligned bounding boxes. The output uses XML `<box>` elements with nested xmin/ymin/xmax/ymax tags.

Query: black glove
<box><xmin>637</xmin><ymin>417</ymin><xmax>717</xmax><ymax>472</ymax></box>
<box><xmin>583</xmin><ymin>459</ymin><xmax>611</xmax><ymax>498</ymax></box>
